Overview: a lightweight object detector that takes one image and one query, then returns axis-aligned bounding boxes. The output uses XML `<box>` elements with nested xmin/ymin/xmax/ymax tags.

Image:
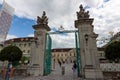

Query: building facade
<box><xmin>4</xmin><ymin>37</ymin><xmax>35</xmax><ymax>57</ymax></box>
<box><xmin>52</xmin><ymin>48</ymin><xmax>76</xmax><ymax>63</ymax></box>
<box><xmin>1</xmin><ymin>37</ymin><xmax>76</xmax><ymax>64</ymax></box>
<box><xmin>1</xmin><ymin>37</ymin><xmax>104</xmax><ymax>64</ymax></box>
<box><xmin>0</xmin><ymin>1</ymin><xmax>14</xmax><ymax>43</ymax></box>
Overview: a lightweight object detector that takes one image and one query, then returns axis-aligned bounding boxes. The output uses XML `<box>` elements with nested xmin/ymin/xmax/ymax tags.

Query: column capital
<box><xmin>90</xmin><ymin>32</ymin><xmax>98</xmax><ymax>38</ymax></box>
<box><xmin>75</xmin><ymin>18</ymin><xmax>94</xmax><ymax>28</ymax></box>
<box><xmin>33</xmin><ymin>24</ymin><xmax>51</xmax><ymax>31</ymax></box>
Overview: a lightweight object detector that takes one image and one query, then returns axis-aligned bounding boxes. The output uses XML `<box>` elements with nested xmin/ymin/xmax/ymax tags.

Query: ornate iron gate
<box><xmin>75</xmin><ymin>31</ymin><xmax>81</xmax><ymax>77</ymax></box>
<box><xmin>44</xmin><ymin>30</ymin><xmax>81</xmax><ymax>76</ymax></box>
<box><xmin>44</xmin><ymin>33</ymin><xmax>52</xmax><ymax>76</ymax></box>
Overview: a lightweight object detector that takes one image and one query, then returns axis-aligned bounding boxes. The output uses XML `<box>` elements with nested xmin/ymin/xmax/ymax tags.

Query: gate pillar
<box><xmin>74</xmin><ymin>5</ymin><xmax>103</xmax><ymax>79</ymax></box>
<box><xmin>29</xmin><ymin>11</ymin><xmax>51</xmax><ymax>76</ymax></box>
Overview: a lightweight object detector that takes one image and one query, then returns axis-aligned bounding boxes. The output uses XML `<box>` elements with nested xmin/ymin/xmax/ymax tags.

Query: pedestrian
<box><xmin>72</xmin><ymin>61</ymin><xmax>77</xmax><ymax>76</ymax></box>
<box><xmin>58</xmin><ymin>59</ymin><xmax>62</xmax><ymax>67</ymax></box>
<box><xmin>61</xmin><ymin>61</ymin><xmax>65</xmax><ymax>75</ymax></box>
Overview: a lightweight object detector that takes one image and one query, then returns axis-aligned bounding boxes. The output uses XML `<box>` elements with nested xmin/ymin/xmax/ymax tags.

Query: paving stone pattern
<box><xmin>0</xmin><ymin>63</ymin><xmax>82</xmax><ymax>80</ymax></box>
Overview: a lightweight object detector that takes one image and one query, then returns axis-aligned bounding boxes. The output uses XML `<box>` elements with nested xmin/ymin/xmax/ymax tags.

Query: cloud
<box><xmin>50</xmin><ymin>33</ymin><xmax>75</xmax><ymax>48</ymax></box>
<box><xmin>6</xmin><ymin>34</ymin><xmax>18</xmax><ymax>40</ymax></box>
<box><xmin>84</xmin><ymin>0</ymin><xmax>103</xmax><ymax>7</ymax></box>
<box><xmin>1</xmin><ymin>0</ymin><xmax>120</xmax><ymax>47</ymax></box>
<box><xmin>2</xmin><ymin>0</ymin><xmax>83</xmax><ymax>29</ymax></box>
<box><xmin>90</xmin><ymin>0</ymin><xmax>120</xmax><ymax>36</ymax></box>
<box><xmin>28</xmin><ymin>34</ymin><xmax>34</xmax><ymax>37</ymax></box>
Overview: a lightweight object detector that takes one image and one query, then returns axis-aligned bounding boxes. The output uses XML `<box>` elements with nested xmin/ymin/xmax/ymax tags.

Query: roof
<box><xmin>52</xmin><ymin>48</ymin><xmax>74</xmax><ymax>52</ymax></box>
<box><xmin>4</xmin><ymin>37</ymin><xmax>35</xmax><ymax>44</ymax></box>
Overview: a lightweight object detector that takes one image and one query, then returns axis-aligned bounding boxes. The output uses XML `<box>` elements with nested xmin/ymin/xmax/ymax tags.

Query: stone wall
<box><xmin>100</xmin><ymin>63</ymin><xmax>120</xmax><ymax>71</ymax></box>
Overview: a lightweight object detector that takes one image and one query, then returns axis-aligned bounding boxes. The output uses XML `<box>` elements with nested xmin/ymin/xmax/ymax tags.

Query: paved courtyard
<box><xmin>0</xmin><ymin>63</ymin><xmax>82</xmax><ymax>80</ymax></box>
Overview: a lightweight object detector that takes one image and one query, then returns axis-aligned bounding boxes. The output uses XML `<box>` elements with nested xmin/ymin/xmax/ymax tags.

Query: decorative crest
<box><xmin>76</xmin><ymin>4</ymin><xmax>90</xmax><ymax>20</ymax></box>
<box><xmin>37</xmin><ymin>11</ymin><xmax>48</xmax><ymax>25</ymax></box>
<box><xmin>58</xmin><ymin>25</ymin><xmax>64</xmax><ymax>31</ymax></box>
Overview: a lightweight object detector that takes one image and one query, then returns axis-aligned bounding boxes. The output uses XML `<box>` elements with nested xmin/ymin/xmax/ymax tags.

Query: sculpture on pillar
<box><xmin>76</xmin><ymin>4</ymin><xmax>90</xmax><ymax>20</ymax></box>
<box><xmin>37</xmin><ymin>11</ymin><xmax>48</xmax><ymax>25</ymax></box>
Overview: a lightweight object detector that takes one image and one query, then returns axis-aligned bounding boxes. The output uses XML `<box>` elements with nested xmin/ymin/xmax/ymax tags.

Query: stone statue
<box><xmin>37</xmin><ymin>11</ymin><xmax>48</xmax><ymax>25</ymax></box>
<box><xmin>84</xmin><ymin>11</ymin><xmax>89</xmax><ymax>18</ymax></box>
<box><xmin>76</xmin><ymin>4</ymin><xmax>90</xmax><ymax>19</ymax></box>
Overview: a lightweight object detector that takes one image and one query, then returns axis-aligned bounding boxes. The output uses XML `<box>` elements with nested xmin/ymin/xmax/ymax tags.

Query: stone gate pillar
<box><xmin>29</xmin><ymin>11</ymin><xmax>50</xmax><ymax>76</ymax></box>
<box><xmin>75</xmin><ymin>5</ymin><xmax>103</xmax><ymax>79</ymax></box>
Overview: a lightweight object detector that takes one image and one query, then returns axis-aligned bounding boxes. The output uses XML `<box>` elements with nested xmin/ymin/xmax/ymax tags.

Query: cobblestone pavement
<box><xmin>0</xmin><ymin>63</ymin><xmax>82</xmax><ymax>80</ymax></box>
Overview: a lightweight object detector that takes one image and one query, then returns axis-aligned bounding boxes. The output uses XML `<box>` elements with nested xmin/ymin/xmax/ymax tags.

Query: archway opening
<box><xmin>44</xmin><ymin>30</ymin><xmax>81</xmax><ymax>77</ymax></box>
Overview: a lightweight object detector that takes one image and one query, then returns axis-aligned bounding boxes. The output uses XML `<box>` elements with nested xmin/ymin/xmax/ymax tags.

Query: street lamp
<box><xmin>84</xmin><ymin>34</ymin><xmax>88</xmax><ymax>44</ymax></box>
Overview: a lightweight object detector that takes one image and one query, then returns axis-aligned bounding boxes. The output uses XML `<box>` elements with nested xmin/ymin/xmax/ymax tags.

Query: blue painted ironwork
<box><xmin>44</xmin><ymin>30</ymin><xmax>81</xmax><ymax>76</ymax></box>
<box><xmin>75</xmin><ymin>31</ymin><xmax>81</xmax><ymax>77</ymax></box>
<box><xmin>44</xmin><ymin>33</ymin><xmax>52</xmax><ymax>76</ymax></box>
<box><xmin>48</xmin><ymin>30</ymin><xmax>78</xmax><ymax>34</ymax></box>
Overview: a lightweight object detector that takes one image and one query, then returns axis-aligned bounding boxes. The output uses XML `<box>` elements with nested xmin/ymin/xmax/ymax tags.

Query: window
<box><xmin>74</xmin><ymin>53</ymin><xmax>76</xmax><ymax>57</ymax></box>
<box><xmin>23</xmin><ymin>50</ymin><xmax>25</xmax><ymax>53</ymax></box>
<box><xmin>70</xmin><ymin>53</ymin><xmax>71</xmax><ymax>56</ymax></box>
<box><xmin>61</xmin><ymin>54</ymin><xmax>63</xmax><ymax>57</ymax></box>
<box><xmin>28</xmin><ymin>50</ymin><xmax>30</xmax><ymax>53</ymax></box>
<box><xmin>58</xmin><ymin>54</ymin><xmax>59</xmax><ymax>57</ymax></box>
<box><xmin>19</xmin><ymin>44</ymin><xmax>22</xmax><ymax>47</ymax></box>
<box><xmin>28</xmin><ymin>43</ymin><xmax>31</xmax><ymax>46</ymax></box>
<box><xmin>24</xmin><ymin>43</ymin><xmax>26</xmax><ymax>47</ymax></box>
<box><xmin>100</xmin><ymin>53</ymin><xmax>103</xmax><ymax>57</ymax></box>
<box><xmin>65</xmin><ymin>54</ymin><xmax>67</xmax><ymax>56</ymax></box>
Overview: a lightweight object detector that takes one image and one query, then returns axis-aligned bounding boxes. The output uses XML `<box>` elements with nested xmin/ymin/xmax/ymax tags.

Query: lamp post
<box><xmin>84</xmin><ymin>34</ymin><xmax>88</xmax><ymax>45</ymax></box>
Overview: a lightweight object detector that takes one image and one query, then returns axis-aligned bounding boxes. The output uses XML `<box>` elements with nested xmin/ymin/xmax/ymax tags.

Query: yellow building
<box><xmin>52</xmin><ymin>48</ymin><xmax>76</xmax><ymax>63</ymax></box>
<box><xmin>0</xmin><ymin>37</ymin><xmax>77</xmax><ymax>64</ymax></box>
<box><xmin>0</xmin><ymin>37</ymin><xmax>109</xmax><ymax>64</ymax></box>
<box><xmin>3</xmin><ymin>37</ymin><xmax>35</xmax><ymax>57</ymax></box>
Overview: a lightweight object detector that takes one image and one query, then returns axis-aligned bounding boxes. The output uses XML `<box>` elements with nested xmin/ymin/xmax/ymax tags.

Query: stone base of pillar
<box><xmin>27</xmin><ymin>65</ymin><xmax>42</xmax><ymax>76</ymax></box>
<box><xmin>84</xmin><ymin>68</ymin><xmax>103</xmax><ymax>80</ymax></box>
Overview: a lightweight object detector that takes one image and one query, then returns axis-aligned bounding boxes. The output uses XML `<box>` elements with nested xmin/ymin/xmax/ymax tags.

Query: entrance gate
<box><xmin>75</xmin><ymin>31</ymin><xmax>81</xmax><ymax>77</ymax></box>
<box><xmin>44</xmin><ymin>30</ymin><xmax>81</xmax><ymax>76</ymax></box>
<box><xmin>44</xmin><ymin>33</ymin><xmax>52</xmax><ymax>75</ymax></box>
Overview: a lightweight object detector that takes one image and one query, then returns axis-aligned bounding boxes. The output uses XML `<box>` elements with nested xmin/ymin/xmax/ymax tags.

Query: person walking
<box><xmin>72</xmin><ymin>61</ymin><xmax>77</xmax><ymax>77</ymax></box>
<box><xmin>58</xmin><ymin>59</ymin><xmax>62</xmax><ymax>67</ymax></box>
<box><xmin>61</xmin><ymin>62</ymin><xmax>65</xmax><ymax>75</ymax></box>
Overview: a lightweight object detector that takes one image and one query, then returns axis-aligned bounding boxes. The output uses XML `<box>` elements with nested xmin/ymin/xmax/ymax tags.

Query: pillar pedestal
<box><xmin>28</xmin><ymin>11</ymin><xmax>50</xmax><ymax>76</ymax></box>
<box><xmin>74</xmin><ymin>4</ymin><xmax>103</xmax><ymax>79</ymax></box>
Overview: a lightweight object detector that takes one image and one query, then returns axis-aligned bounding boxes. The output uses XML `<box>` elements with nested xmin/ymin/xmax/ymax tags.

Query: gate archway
<box><xmin>30</xmin><ymin>4</ymin><xmax>103</xmax><ymax>79</ymax></box>
<box><xmin>44</xmin><ymin>30</ymin><xmax>81</xmax><ymax>76</ymax></box>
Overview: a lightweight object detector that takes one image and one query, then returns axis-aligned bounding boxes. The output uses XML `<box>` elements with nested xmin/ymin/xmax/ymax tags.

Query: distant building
<box><xmin>52</xmin><ymin>48</ymin><xmax>76</xmax><ymax>63</ymax></box>
<box><xmin>4</xmin><ymin>37</ymin><xmax>35</xmax><ymax>57</ymax></box>
<box><xmin>0</xmin><ymin>1</ymin><xmax>14</xmax><ymax>43</ymax></box>
<box><xmin>1</xmin><ymin>37</ymin><xmax>103</xmax><ymax>64</ymax></box>
<box><xmin>1</xmin><ymin>37</ymin><xmax>76</xmax><ymax>63</ymax></box>
<box><xmin>97</xmin><ymin>48</ymin><xmax>109</xmax><ymax>63</ymax></box>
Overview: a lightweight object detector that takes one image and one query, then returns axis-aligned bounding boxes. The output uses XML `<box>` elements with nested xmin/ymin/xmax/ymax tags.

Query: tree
<box><xmin>0</xmin><ymin>45</ymin><xmax>22</xmax><ymax>80</ymax></box>
<box><xmin>104</xmin><ymin>41</ymin><xmax>120</xmax><ymax>62</ymax></box>
<box><xmin>20</xmin><ymin>56</ymin><xmax>29</xmax><ymax>65</ymax></box>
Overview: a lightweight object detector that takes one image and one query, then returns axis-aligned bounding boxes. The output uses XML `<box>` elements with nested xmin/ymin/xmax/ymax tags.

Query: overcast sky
<box><xmin>0</xmin><ymin>0</ymin><xmax>120</xmax><ymax>48</ymax></box>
